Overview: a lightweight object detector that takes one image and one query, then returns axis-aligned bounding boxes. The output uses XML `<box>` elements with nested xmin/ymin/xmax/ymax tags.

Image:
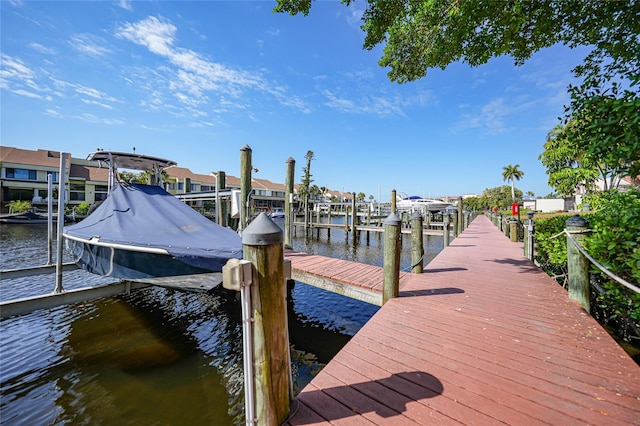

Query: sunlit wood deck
<box><xmin>284</xmin><ymin>215</ymin><xmax>640</xmax><ymax>425</ymax></box>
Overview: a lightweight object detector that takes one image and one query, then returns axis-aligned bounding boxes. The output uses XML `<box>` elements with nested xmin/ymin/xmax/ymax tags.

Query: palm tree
<box><xmin>502</xmin><ymin>164</ymin><xmax>525</xmax><ymax>201</ymax></box>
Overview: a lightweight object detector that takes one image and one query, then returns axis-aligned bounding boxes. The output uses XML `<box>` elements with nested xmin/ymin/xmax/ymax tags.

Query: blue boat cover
<box><xmin>64</xmin><ymin>183</ymin><xmax>242</xmax><ymax>272</ymax></box>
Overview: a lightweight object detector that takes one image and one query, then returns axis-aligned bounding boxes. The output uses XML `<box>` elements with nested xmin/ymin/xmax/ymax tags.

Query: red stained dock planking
<box><xmin>284</xmin><ymin>214</ymin><xmax>640</xmax><ymax>425</ymax></box>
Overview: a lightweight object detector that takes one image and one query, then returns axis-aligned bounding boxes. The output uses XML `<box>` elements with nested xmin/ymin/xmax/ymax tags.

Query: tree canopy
<box><xmin>275</xmin><ymin>1</ymin><xmax>638</xmax><ymax>82</ymax></box>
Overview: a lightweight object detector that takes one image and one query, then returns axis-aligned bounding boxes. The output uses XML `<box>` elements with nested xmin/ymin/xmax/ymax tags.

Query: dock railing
<box><xmin>489</xmin><ymin>211</ymin><xmax>639</xmax><ymax>343</ymax></box>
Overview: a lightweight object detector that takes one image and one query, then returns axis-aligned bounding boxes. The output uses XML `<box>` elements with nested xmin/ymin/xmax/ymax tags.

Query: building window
<box><xmin>95</xmin><ymin>185</ymin><xmax>108</xmax><ymax>201</ymax></box>
<box><xmin>70</xmin><ymin>183</ymin><xmax>85</xmax><ymax>201</ymax></box>
<box><xmin>167</xmin><ymin>183</ymin><xmax>176</xmax><ymax>191</ymax></box>
<box><xmin>6</xmin><ymin>168</ymin><xmax>37</xmax><ymax>180</ymax></box>
<box><xmin>191</xmin><ymin>183</ymin><xmax>198</xmax><ymax>192</ymax></box>
<box><xmin>178</xmin><ymin>182</ymin><xmax>184</xmax><ymax>191</ymax></box>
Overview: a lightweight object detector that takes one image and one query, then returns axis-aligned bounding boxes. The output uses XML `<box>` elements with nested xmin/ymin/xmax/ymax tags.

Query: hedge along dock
<box><xmin>284</xmin><ymin>214</ymin><xmax>640</xmax><ymax>425</ymax></box>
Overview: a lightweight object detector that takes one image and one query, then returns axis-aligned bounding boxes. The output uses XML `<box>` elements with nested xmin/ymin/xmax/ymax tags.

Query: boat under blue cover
<box><xmin>64</xmin><ymin>182</ymin><xmax>243</xmax><ymax>279</ymax></box>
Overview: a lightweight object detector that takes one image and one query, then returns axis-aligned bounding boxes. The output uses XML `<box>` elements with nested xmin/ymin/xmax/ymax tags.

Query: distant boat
<box><xmin>269</xmin><ymin>208</ymin><xmax>285</xmax><ymax>219</ymax></box>
<box><xmin>0</xmin><ymin>210</ymin><xmax>70</xmax><ymax>224</ymax></box>
<box><xmin>396</xmin><ymin>193</ymin><xmax>452</xmax><ymax>212</ymax></box>
<box><xmin>63</xmin><ymin>151</ymin><xmax>243</xmax><ymax>279</ymax></box>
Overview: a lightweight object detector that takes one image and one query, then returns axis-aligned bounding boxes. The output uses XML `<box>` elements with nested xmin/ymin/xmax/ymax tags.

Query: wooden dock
<box><xmin>292</xmin><ymin>222</ymin><xmax>445</xmax><ymax>237</ymax></box>
<box><xmin>284</xmin><ymin>214</ymin><xmax>640</xmax><ymax>425</ymax></box>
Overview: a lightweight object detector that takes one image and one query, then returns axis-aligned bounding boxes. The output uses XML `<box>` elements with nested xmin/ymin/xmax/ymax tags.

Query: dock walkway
<box><xmin>284</xmin><ymin>215</ymin><xmax>640</xmax><ymax>425</ymax></box>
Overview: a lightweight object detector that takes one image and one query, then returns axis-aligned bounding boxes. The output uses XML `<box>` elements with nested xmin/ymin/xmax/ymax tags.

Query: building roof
<box><xmin>0</xmin><ymin>147</ymin><xmax>70</xmax><ymax>169</ymax></box>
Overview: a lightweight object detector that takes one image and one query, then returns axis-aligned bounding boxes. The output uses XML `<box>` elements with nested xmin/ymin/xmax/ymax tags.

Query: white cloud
<box><xmin>28</xmin><ymin>42</ymin><xmax>56</xmax><ymax>55</ymax></box>
<box><xmin>69</xmin><ymin>33</ymin><xmax>111</xmax><ymax>57</ymax></box>
<box><xmin>454</xmin><ymin>97</ymin><xmax>509</xmax><ymax>135</ymax></box>
<box><xmin>12</xmin><ymin>89</ymin><xmax>42</xmax><ymax>99</ymax></box>
<box><xmin>117</xmin><ymin>0</ymin><xmax>132</xmax><ymax>11</ymax></box>
<box><xmin>114</xmin><ymin>16</ymin><xmax>310</xmax><ymax>114</ymax></box>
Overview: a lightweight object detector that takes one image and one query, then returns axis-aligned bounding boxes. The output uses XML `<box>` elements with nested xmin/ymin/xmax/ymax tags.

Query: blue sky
<box><xmin>1</xmin><ymin>1</ymin><xmax>589</xmax><ymax>201</ymax></box>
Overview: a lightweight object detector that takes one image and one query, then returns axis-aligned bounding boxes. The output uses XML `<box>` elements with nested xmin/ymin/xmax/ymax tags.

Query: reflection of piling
<box><xmin>411</xmin><ymin>212</ymin><xmax>423</xmax><ymax>274</ymax></box>
<box><xmin>383</xmin><ymin>213</ymin><xmax>401</xmax><ymax>304</ymax></box>
<box><xmin>242</xmin><ymin>214</ymin><xmax>291</xmax><ymax>425</ymax></box>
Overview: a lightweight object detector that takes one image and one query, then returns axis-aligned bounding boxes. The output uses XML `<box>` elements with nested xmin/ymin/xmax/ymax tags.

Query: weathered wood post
<box><xmin>411</xmin><ymin>211</ymin><xmax>423</xmax><ymax>274</ymax></box>
<box><xmin>391</xmin><ymin>189</ymin><xmax>397</xmax><ymax>214</ymax></box>
<box><xmin>452</xmin><ymin>210</ymin><xmax>458</xmax><ymax>238</ymax></box>
<box><xmin>242</xmin><ymin>213</ymin><xmax>291</xmax><ymax>425</ymax></box>
<box><xmin>383</xmin><ymin>213</ymin><xmax>402</xmax><ymax>304</ymax></box>
<box><xmin>344</xmin><ymin>206</ymin><xmax>350</xmax><ymax>231</ymax></box>
<box><xmin>457</xmin><ymin>197</ymin><xmax>464</xmax><ymax>233</ymax></box>
<box><xmin>284</xmin><ymin>157</ymin><xmax>295</xmax><ymax>249</ymax></box>
<box><xmin>351</xmin><ymin>193</ymin><xmax>357</xmax><ymax>243</ymax></box>
<box><xmin>443</xmin><ymin>213</ymin><xmax>450</xmax><ymax>248</ymax></box>
<box><xmin>497</xmin><ymin>213</ymin><xmax>503</xmax><ymax>232</ymax></box>
<box><xmin>524</xmin><ymin>212</ymin><xmax>535</xmax><ymax>260</ymax></box>
<box><xmin>303</xmin><ymin>194</ymin><xmax>309</xmax><ymax>237</ymax></box>
<box><xmin>216</xmin><ymin>171</ymin><xmax>228</xmax><ymax>227</ymax></box>
<box><xmin>566</xmin><ymin>215</ymin><xmax>590</xmax><ymax>311</ymax></box>
<box><xmin>240</xmin><ymin>145</ymin><xmax>252</xmax><ymax>233</ymax></box>
<box><xmin>509</xmin><ymin>218</ymin><xmax>518</xmax><ymax>242</ymax></box>
<box><xmin>504</xmin><ymin>216</ymin><xmax>510</xmax><ymax>238</ymax></box>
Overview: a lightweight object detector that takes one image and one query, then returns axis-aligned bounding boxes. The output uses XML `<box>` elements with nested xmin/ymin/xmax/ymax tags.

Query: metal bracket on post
<box><xmin>222</xmin><ymin>258</ymin><xmax>253</xmax><ymax>291</ymax></box>
<box><xmin>222</xmin><ymin>257</ymin><xmax>256</xmax><ymax>425</ymax></box>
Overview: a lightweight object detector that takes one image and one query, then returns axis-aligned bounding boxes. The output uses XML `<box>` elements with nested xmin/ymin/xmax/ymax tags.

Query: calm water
<box><xmin>0</xmin><ymin>218</ymin><xmax>444</xmax><ymax>425</ymax></box>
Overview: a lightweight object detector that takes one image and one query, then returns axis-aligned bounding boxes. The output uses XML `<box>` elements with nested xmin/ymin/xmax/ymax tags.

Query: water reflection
<box><xmin>0</xmin><ymin>219</ymin><xmax>442</xmax><ymax>425</ymax></box>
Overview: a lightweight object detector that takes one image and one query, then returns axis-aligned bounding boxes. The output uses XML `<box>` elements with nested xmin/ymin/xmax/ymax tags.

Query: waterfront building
<box><xmin>1</xmin><ymin>146</ymin><xmax>301</xmax><ymax>214</ymax></box>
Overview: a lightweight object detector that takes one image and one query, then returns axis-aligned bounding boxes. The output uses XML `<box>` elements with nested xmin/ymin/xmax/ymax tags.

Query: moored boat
<box><xmin>63</xmin><ymin>151</ymin><xmax>243</xmax><ymax>279</ymax></box>
<box><xmin>396</xmin><ymin>193</ymin><xmax>452</xmax><ymax>212</ymax></box>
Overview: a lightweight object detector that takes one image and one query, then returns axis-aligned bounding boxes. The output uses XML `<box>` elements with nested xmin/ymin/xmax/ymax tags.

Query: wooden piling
<box><xmin>240</xmin><ymin>145</ymin><xmax>252</xmax><ymax>232</ymax></box>
<box><xmin>284</xmin><ymin>158</ymin><xmax>295</xmax><ymax>249</ymax></box>
<box><xmin>391</xmin><ymin>189</ymin><xmax>397</xmax><ymax>214</ymax></box>
<box><xmin>457</xmin><ymin>197</ymin><xmax>464</xmax><ymax>234</ymax></box>
<box><xmin>443</xmin><ymin>213</ymin><xmax>450</xmax><ymax>248</ymax></box>
<box><xmin>411</xmin><ymin>212</ymin><xmax>423</xmax><ymax>274</ymax></box>
<box><xmin>509</xmin><ymin>219</ymin><xmax>518</xmax><ymax>242</ymax></box>
<box><xmin>452</xmin><ymin>210</ymin><xmax>458</xmax><ymax>238</ymax></box>
<box><xmin>216</xmin><ymin>171</ymin><xmax>227</xmax><ymax>227</ymax></box>
<box><xmin>242</xmin><ymin>213</ymin><xmax>291</xmax><ymax>425</ymax></box>
<box><xmin>566</xmin><ymin>215</ymin><xmax>590</xmax><ymax>311</ymax></box>
<box><xmin>351</xmin><ymin>193</ymin><xmax>356</xmax><ymax>243</ymax></box>
<box><xmin>383</xmin><ymin>213</ymin><xmax>401</xmax><ymax>304</ymax></box>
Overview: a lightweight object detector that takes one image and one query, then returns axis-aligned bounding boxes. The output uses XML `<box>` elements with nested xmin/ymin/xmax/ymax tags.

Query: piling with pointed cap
<box><xmin>566</xmin><ymin>215</ymin><xmax>590</xmax><ymax>311</ymax></box>
<box><xmin>411</xmin><ymin>211</ymin><xmax>424</xmax><ymax>274</ymax></box>
<box><xmin>240</xmin><ymin>145</ymin><xmax>252</xmax><ymax>232</ymax></box>
<box><xmin>242</xmin><ymin>213</ymin><xmax>291</xmax><ymax>425</ymax></box>
<box><xmin>284</xmin><ymin>157</ymin><xmax>295</xmax><ymax>249</ymax></box>
<box><xmin>383</xmin><ymin>213</ymin><xmax>402</xmax><ymax>304</ymax></box>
